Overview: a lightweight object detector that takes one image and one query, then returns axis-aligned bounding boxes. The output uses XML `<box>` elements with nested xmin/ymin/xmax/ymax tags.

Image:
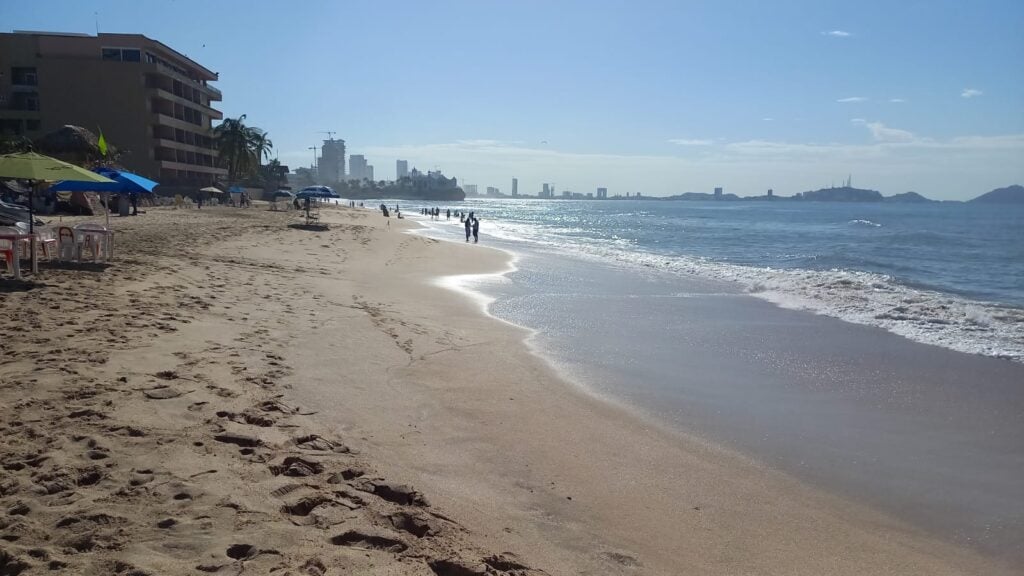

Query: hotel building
<box><xmin>0</xmin><ymin>31</ymin><xmax>226</xmax><ymax>188</ymax></box>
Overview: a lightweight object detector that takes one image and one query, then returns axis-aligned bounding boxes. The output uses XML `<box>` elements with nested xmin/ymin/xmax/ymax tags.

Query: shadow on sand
<box><xmin>287</xmin><ymin>223</ymin><xmax>330</xmax><ymax>232</ymax></box>
<box><xmin>0</xmin><ymin>279</ymin><xmax>47</xmax><ymax>293</ymax></box>
<box><xmin>39</xmin><ymin>261</ymin><xmax>114</xmax><ymax>273</ymax></box>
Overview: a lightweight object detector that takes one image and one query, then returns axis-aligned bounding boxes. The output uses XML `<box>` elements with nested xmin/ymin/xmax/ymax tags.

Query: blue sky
<box><xmin>4</xmin><ymin>0</ymin><xmax>1023</xmax><ymax>199</ymax></box>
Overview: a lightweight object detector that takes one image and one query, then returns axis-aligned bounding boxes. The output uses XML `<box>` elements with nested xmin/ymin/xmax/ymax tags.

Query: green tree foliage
<box><xmin>292</xmin><ymin>167</ymin><xmax>315</xmax><ymax>188</ymax></box>
<box><xmin>213</xmin><ymin>114</ymin><xmax>273</xmax><ymax>183</ymax></box>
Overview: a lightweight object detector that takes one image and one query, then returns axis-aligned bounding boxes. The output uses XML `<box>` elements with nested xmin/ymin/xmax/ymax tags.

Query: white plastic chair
<box><xmin>73</xmin><ymin>223</ymin><xmax>113</xmax><ymax>262</ymax></box>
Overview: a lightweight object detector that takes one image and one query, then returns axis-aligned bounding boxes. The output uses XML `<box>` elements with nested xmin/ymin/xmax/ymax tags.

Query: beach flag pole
<box><xmin>98</xmin><ymin>127</ymin><xmax>110</xmax><ymax>227</ymax></box>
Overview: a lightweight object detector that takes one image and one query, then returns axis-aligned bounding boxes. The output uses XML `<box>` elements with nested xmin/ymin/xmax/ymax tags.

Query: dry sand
<box><xmin>0</xmin><ymin>205</ymin><xmax>1015</xmax><ymax>575</ymax></box>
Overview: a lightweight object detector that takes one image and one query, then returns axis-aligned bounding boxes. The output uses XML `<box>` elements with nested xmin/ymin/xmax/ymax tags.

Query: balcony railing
<box><xmin>148</xmin><ymin>60</ymin><xmax>222</xmax><ymax>100</ymax></box>
<box><xmin>149</xmin><ymin>88</ymin><xmax>224</xmax><ymax>119</ymax></box>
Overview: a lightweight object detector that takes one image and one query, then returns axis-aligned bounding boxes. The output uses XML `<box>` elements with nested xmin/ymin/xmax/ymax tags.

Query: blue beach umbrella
<box><xmin>296</xmin><ymin>185</ymin><xmax>339</xmax><ymax>199</ymax></box>
<box><xmin>50</xmin><ymin>167</ymin><xmax>158</xmax><ymax>194</ymax></box>
<box><xmin>51</xmin><ymin>167</ymin><xmax>159</xmax><ymax>224</ymax></box>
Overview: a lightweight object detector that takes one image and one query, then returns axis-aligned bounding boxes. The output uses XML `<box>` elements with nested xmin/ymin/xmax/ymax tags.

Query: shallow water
<box><xmin>406</xmin><ymin>199</ymin><xmax>1024</xmax><ymax>360</ymax></box>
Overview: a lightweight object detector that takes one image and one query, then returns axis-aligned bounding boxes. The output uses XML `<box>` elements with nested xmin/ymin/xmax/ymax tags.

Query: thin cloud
<box><xmin>866</xmin><ymin>122</ymin><xmax>915</xmax><ymax>143</ymax></box>
<box><xmin>668</xmin><ymin>138</ymin><xmax>714</xmax><ymax>146</ymax></box>
<box><xmin>850</xmin><ymin>118</ymin><xmax>866</xmax><ymax>124</ymax></box>
<box><xmin>822</xmin><ymin>30</ymin><xmax>852</xmax><ymax>37</ymax></box>
<box><xmin>837</xmin><ymin>96</ymin><xmax>868</xmax><ymax>103</ymax></box>
<box><xmin>762</xmin><ymin>117</ymin><xmax>775</xmax><ymax>122</ymax></box>
<box><xmin>889</xmin><ymin>98</ymin><xmax>907</xmax><ymax>103</ymax></box>
<box><xmin>961</xmin><ymin>88</ymin><xmax>983</xmax><ymax>98</ymax></box>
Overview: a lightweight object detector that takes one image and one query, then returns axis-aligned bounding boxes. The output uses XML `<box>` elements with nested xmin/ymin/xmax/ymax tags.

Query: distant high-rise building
<box><xmin>366</xmin><ymin>165</ymin><xmax>374</xmax><ymax>182</ymax></box>
<box><xmin>596</xmin><ymin>187</ymin><xmax>608</xmax><ymax>199</ymax></box>
<box><xmin>349</xmin><ymin>154</ymin><xmax>368</xmax><ymax>181</ymax></box>
<box><xmin>714</xmin><ymin>187</ymin><xmax>723</xmax><ymax>197</ymax></box>
<box><xmin>767</xmin><ymin>188</ymin><xmax>773</xmax><ymax>197</ymax></box>
<box><xmin>512</xmin><ymin>178</ymin><xmax>518</xmax><ymax>197</ymax></box>
<box><xmin>486</xmin><ymin>186</ymin><xmax>499</xmax><ymax>196</ymax></box>
<box><xmin>396</xmin><ymin>159</ymin><xmax>408</xmax><ymax>180</ymax></box>
<box><xmin>464</xmin><ymin>184</ymin><xmax>478</xmax><ymax>196</ymax></box>
<box><xmin>541</xmin><ymin>183</ymin><xmax>551</xmax><ymax>198</ymax></box>
<box><xmin>318</xmin><ymin>138</ymin><xmax>345</xmax><ymax>183</ymax></box>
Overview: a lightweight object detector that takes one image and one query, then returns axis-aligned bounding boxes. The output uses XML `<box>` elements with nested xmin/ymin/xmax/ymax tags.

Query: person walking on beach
<box><xmin>446</xmin><ymin>208</ymin><xmax>451</xmax><ymax>221</ymax></box>
<box><xmin>472</xmin><ymin>217</ymin><xmax>479</xmax><ymax>243</ymax></box>
<box><xmin>129</xmin><ymin>191</ymin><xmax>139</xmax><ymax>216</ymax></box>
<box><xmin>464</xmin><ymin>217</ymin><xmax>472</xmax><ymax>242</ymax></box>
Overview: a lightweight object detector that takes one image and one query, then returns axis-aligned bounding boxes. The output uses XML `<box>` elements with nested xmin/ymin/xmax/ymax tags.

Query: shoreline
<box><xmin>0</xmin><ymin>205</ymin><xmax>1016</xmax><ymax>574</ymax></box>
<box><xmin>406</xmin><ymin>202</ymin><xmax>1024</xmax><ymax>363</ymax></box>
<box><xmin>407</xmin><ymin>211</ymin><xmax>1024</xmax><ymax>566</ymax></box>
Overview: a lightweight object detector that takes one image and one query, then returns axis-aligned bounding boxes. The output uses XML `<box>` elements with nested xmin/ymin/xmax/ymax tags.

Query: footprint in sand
<box><xmin>329</xmin><ymin>529</ymin><xmax>407</xmax><ymax>553</ymax></box>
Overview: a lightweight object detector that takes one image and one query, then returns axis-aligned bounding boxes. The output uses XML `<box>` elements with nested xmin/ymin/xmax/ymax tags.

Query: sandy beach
<box><xmin>0</xmin><ymin>205</ymin><xmax>1017</xmax><ymax>575</ymax></box>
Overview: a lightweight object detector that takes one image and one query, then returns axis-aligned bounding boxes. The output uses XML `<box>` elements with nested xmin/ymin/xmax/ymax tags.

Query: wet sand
<box><xmin>0</xmin><ymin>205</ymin><xmax>1016</xmax><ymax>575</ymax></box>
<box><xmin>467</xmin><ymin>243</ymin><xmax>1024</xmax><ymax>564</ymax></box>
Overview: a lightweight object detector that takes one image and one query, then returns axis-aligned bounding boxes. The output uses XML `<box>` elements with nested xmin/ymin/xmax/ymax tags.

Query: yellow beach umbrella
<box><xmin>0</xmin><ymin>151</ymin><xmax>115</xmax><ymax>182</ymax></box>
<box><xmin>0</xmin><ymin>152</ymin><xmax>114</xmax><ymax>274</ymax></box>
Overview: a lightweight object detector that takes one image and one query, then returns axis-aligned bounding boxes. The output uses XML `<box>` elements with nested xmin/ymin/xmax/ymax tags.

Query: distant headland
<box><xmin>635</xmin><ymin>184</ymin><xmax>1024</xmax><ymax>204</ymax></box>
<box><xmin>466</xmin><ymin>182</ymin><xmax>1024</xmax><ymax>204</ymax></box>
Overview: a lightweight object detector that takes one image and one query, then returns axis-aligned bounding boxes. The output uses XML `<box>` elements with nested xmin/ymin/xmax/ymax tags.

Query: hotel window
<box><xmin>101</xmin><ymin>47</ymin><xmax>142</xmax><ymax>62</ymax></box>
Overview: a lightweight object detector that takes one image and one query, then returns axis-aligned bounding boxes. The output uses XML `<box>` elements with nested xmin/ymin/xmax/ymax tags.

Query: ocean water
<box><xmin>410</xmin><ymin>199</ymin><xmax>1024</xmax><ymax>360</ymax></box>
<box><xmin>402</xmin><ymin>198</ymin><xmax>1024</xmax><ymax>560</ymax></box>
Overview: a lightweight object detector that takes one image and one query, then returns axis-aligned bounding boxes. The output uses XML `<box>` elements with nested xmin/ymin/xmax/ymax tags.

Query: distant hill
<box><xmin>798</xmin><ymin>186</ymin><xmax>883</xmax><ymax>202</ymax></box>
<box><xmin>969</xmin><ymin>185</ymin><xmax>1024</xmax><ymax>204</ymax></box>
<box><xmin>884</xmin><ymin>191</ymin><xmax>934</xmax><ymax>203</ymax></box>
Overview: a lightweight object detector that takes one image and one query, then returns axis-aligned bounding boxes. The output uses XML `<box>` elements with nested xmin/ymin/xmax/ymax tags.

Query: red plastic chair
<box><xmin>0</xmin><ymin>239</ymin><xmax>14</xmax><ymax>275</ymax></box>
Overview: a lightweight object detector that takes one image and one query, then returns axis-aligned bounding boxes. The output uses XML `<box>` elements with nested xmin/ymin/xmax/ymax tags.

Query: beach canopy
<box><xmin>272</xmin><ymin>189</ymin><xmax>295</xmax><ymax>198</ymax></box>
<box><xmin>296</xmin><ymin>185</ymin><xmax>339</xmax><ymax>199</ymax></box>
<box><xmin>228</xmin><ymin>185</ymin><xmax>245</xmax><ymax>194</ymax></box>
<box><xmin>199</xmin><ymin>186</ymin><xmax>223</xmax><ymax>194</ymax></box>
<box><xmin>50</xmin><ymin>167</ymin><xmax>158</xmax><ymax>194</ymax></box>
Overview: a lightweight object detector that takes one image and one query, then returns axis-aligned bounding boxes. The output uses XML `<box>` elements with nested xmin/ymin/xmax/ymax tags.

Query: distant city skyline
<box><xmin>4</xmin><ymin>1</ymin><xmax>1022</xmax><ymax>199</ymax></box>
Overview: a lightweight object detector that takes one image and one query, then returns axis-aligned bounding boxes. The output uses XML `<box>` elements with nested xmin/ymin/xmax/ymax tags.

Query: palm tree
<box><xmin>248</xmin><ymin>129</ymin><xmax>273</xmax><ymax>166</ymax></box>
<box><xmin>213</xmin><ymin>115</ymin><xmax>273</xmax><ymax>183</ymax></box>
<box><xmin>213</xmin><ymin>114</ymin><xmax>251</xmax><ymax>183</ymax></box>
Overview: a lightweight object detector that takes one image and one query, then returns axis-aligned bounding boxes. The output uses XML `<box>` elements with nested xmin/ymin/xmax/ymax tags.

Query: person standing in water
<box><xmin>464</xmin><ymin>217</ymin><xmax>472</xmax><ymax>242</ymax></box>
<box><xmin>472</xmin><ymin>217</ymin><xmax>479</xmax><ymax>243</ymax></box>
